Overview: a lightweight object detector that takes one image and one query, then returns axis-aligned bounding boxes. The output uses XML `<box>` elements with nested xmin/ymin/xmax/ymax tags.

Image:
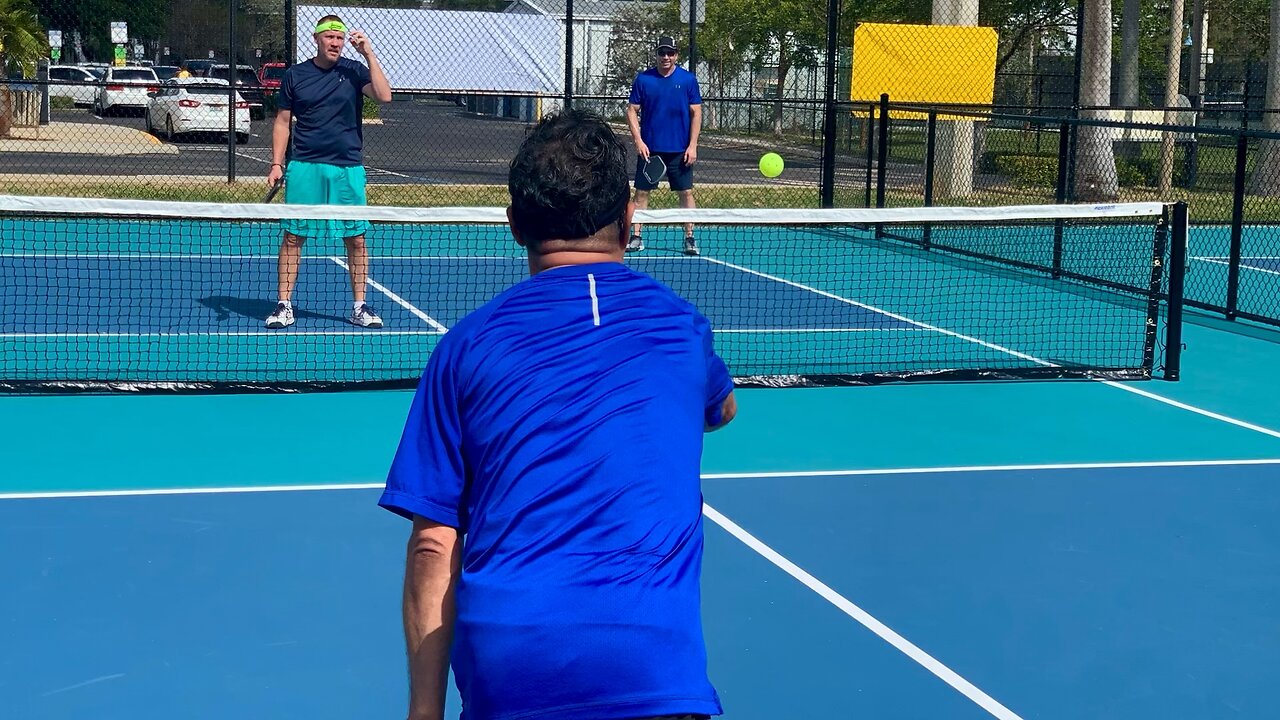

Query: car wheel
<box><xmin>236</xmin><ymin>132</ymin><xmax>249</xmax><ymax>145</ymax></box>
<box><xmin>145</xmin><ymin>112</ymin><xmax>155</xmax><ymax>135</ymax></box>
<box><xmin>166</xmin><ymin>116</ymin><xmax>178</xmax><ymax>142</ymax></box>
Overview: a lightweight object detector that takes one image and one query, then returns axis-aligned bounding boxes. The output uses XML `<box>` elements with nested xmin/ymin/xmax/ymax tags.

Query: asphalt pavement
<box><xmin>1</xmin><ymin>98</ymin><xmax>864</xmax><ymax>189</ymax></box>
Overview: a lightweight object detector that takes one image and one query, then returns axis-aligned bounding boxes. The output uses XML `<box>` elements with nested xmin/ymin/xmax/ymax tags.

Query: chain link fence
<box><xmin>3</xmin><ymin>0</ymin><xmax>1280</xmax><ymax>325</ymax></box>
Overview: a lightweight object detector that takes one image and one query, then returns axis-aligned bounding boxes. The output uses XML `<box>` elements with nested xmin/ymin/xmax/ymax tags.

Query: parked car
<box><xmin>93</xmin><ymin>66</ymin><xmax>160</xmax><ymax>116</ymax></box>
<box><xmin>208</xmin><ymin>64</ymin><xmax>266</xmax><ymax>119</ymax></box>
<box><xmin>185</xmin><ymin>59</ymin><xmax>218</xmax><ymax>77</ymax></box>
<box><xmin>145</xmin><ymin>78</ymin><xmax>250</xmax><ymax>144</ymax></box>
<box><xmin>48</xmin><ymin>65</ymin><xmax>98</xmax><ymax>107</ymax></box>
<box><xmin>79</xmin><ymin>63</ymin><xmax>110</xmax><ymax>79</ymax></box>
<box><xmin>153</xmin><ymin>65</ymin><xmax>181</xmax><ymax>82</ymax></box>
<box><xmin>258</xmin><ymin>62</ymin><xmax>286</xmax><ymax>95</ymax></box>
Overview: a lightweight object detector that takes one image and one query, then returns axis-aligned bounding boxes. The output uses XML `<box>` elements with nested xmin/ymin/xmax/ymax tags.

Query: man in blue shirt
<box><xmin>380</xmin><ymin>109</ymin><xmax>737</xmax><ymax>720</ymax></box>
<box><xmin>264</xmin><ymin>14</ymin><xmax>392</xmax><ymax>330</ymax></box>
<box><xmin>626</xmin><ymin>36</ymin><xmax>703</xmax><ymax>257</ymax></box>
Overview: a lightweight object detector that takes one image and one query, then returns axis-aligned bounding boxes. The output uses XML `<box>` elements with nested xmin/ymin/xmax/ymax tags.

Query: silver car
<box><xmin>48</xmin><ymin>65</ymin><xmax>98</xmax><ymax>107</ymax></box>
<box><xmin>94</xmin><ymin>67</ymin><xmax>160</xmax><ymax>116</ymax></box>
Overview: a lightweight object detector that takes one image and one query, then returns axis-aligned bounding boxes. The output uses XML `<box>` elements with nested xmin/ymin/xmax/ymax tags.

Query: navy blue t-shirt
<box><xmin>381</xmin><ymin>262</ymin><xmax>733</xmax><ymax>720</ymax></box>
<box><xmin>629</xmin><ymin>66</ymin><xmax>703</xmax><ymax>153</ymax></box>
<box><xmin>279</xmin><ymin>58</ymin><xmax>371</xmax><ymax>166</ymax></box>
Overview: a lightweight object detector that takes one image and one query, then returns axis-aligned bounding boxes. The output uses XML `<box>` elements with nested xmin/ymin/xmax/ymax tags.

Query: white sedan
<box><xmin>93</xmin><ymin>66</ymin><xmax>160</xmax><ymax>116</ymax></box>
<box><xmin>145</xmin><ymin>78</ymin><xmax>251</xmax><ymax>144</ymax></box>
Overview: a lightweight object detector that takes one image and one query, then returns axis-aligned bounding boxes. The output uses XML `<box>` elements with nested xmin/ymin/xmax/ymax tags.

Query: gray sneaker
<box><xmin>626</xmin><ymin>235</ymin><xmax>644</xmax><ymax>253</ymax></box>
<box><xmin>683</xmin><ymin>236</ymin><xmax>699</xmax><ymax>256</ymax></box>
<box><xmin>265</xmin><ymin>302</ymin><xmax>295</xmax><ymax>329</ymax></box>
<box><xmin>351</xmin><ymin>303</ymin><xmax>384</xmax><ymax>328</ymax></box>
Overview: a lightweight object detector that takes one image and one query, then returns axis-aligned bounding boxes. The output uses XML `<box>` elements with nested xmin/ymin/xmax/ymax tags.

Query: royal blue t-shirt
<box><xmin>380</xmin><ymin>262</ymin><xmax>733</xmax><ymax>720</ymax></box>
<box><xmin>629</xmin><ymin>66</ymin><xmax>703</xmax><ymax>153</ymax></box>
<box><xmin>278</xmin><ymin>57</ymin><xmax>371</xmax><ymax>166</ymax></box>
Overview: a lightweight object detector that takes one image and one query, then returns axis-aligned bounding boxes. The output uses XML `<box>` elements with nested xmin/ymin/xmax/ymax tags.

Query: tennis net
<box><xmin>0</xmin><ymin>196</ymin><xmax>1185</xmax><ymax>392</ymax></box>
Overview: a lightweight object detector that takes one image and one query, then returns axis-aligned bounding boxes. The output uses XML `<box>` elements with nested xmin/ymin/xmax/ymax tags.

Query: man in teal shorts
<box><xmin>264</xmin><ymin>14</ymin><xmax>392</xmax><ymax>329</ymax></box>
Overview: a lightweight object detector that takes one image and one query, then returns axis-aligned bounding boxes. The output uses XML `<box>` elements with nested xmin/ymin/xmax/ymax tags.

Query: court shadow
<box><xmin>199</xmin><ymin>296</ymin><xmax>349</xmax><ymax>325</ymax></box>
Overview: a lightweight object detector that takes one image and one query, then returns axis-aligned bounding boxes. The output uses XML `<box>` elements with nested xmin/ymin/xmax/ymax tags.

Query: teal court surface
<box><xmin>3</xmin><ymin>310</ymin><xmax>1280</xmax><ymax>719</ymax></box>
<box><xmin>3</xmin><ymin>213</ymin><xmax>1280</xmax><ymax>718</ymax></box>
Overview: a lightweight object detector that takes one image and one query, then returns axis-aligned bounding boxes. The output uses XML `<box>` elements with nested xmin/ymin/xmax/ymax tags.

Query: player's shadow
<box><xmin>199</xmin><ymin>296</ymin><xmax>349</xmax><ymax>325</ymax></box>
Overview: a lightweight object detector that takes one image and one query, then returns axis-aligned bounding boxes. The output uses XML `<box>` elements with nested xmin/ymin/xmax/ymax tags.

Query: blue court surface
<box><xmin>5</xmin><ymin>221</ymin><xmax>1280</xmax><ymax>719</ymax></box>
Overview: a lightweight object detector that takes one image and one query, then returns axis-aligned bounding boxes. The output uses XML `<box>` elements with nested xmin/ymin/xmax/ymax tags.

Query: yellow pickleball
<box><xmin>759</xmin><ymin>152</ymin><xmax>785</xmax><ymax>178</ymax></box>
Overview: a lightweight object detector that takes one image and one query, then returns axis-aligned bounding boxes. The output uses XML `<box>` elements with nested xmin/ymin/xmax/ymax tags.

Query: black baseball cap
<box><xmin>656</xmin><ymin>36</ymin><xmax>677</xmax><ymax>51</ymax></box>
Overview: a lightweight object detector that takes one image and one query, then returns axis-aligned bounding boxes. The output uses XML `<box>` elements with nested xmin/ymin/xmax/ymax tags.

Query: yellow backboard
<box><xmin>850</xmin><ymin>23</ymin><xmax>998</xmax><ymax>118</ymax></box>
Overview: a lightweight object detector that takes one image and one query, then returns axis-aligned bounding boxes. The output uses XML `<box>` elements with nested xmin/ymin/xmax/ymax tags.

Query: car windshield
<box><xmin>113</xmin><ymin>69</ymin><xmax>155</xmax><ymax>81</ymax></box>
<box><xmin>262</xmin><ymin>66</ymin><xmax>285</xmax><ymax>81</ymax></box>
<box><xmin>154</xmin><ymin>67</ymin><xmax>179</xmax><ymax>80</ymax></box>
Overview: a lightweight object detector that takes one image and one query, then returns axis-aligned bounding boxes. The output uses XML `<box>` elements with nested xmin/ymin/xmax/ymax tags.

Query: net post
<box><xmin>864</xmin><ymin>102</ymin><xmax>875</xmax><ymax>207</ymax></box>
<box><xmin>923</xmin><ymin>111</ymin><xmax>937</xmax><ymax>249</ymax></box>
<box><xmin>1165</xmin><ymin>201</ymin><xmax>1188</xmax><ymax>381</ymax></box>
<box><xmin>1144</xmin><ymin>205</ymin><xmax>1170</xmax><ymax>377</ymax></box>
<box><xmin>1226</xmin><ymin>131</ymin><xmax>1247</xmax><ymax>319</ymax></box>
<box><xmin>875</xmin><ymin>93</ymin><xmax>889</xmax><ymax>209</ymax></box>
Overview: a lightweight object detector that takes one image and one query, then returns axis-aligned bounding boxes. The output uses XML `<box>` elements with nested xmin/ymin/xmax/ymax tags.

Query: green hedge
<box><xmin>983</xmin><ymin>151</ymin><xmax>1184</xmax><ymax>189</ymax></box>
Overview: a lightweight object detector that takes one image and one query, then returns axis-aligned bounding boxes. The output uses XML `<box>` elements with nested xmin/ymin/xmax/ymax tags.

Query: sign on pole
<box><xmin>679</xmin><ymin>0</ymin><xmax>705</xmax><ymax>24</ymax></box>
<box><xmin>110</xmin><ymin>22</ymin><xmax>128</xmax><ymax>45</ymax></box>
<box><xmin>48</xmin><ymin>30</ymin><xmax>62</xmax><ymax>48</ymax></box>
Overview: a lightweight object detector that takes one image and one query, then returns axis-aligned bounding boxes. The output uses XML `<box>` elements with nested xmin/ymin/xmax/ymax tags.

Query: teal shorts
<box><xmin>282</xmin><ymin>161</ymin><xmax>372</xmax><ymax>241</ymax></box>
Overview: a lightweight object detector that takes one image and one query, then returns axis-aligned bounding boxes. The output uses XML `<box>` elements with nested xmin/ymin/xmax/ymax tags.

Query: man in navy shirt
<box><xmin>380</xmin><ymin>109</ymin><xmax>737</xmax><ymax>720</ymax></box>
<box><xmin>626</xmin><ymin>35</ymin><xmax>703</xmax><ymax>256</ymax></box>
<box><xmin>264</xmin><ymin>14</ymin><xmax>392</xmax><ymax>330</ymax></box>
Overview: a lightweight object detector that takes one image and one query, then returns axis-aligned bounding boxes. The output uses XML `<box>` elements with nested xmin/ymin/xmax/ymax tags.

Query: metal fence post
<box><xmin>228</xmin><ymin>0</ymin><xmax>237</xmax><ymax>183</ymax></box>
<box><xmin>876</xmin><ymin>93</ymin><xmax>889</xmax><ymax>209</ymax></box>
<box><xmin>1225</xmin><ymin>131</ymin><xmax>1248</xmax><ymax>319</ymax></box>
<box><xmin>819</xmin><ymin>0</ymin><xmax>840</xmax><ymax>208</ymax></box>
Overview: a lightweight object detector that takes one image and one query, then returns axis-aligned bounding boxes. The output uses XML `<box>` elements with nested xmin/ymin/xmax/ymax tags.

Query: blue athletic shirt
<box><xmin>380</xmin><ymin>261</ymin><xmax>733</xmax><ymax>720</ymax></box>
<box><xmin>278</xmin><ymin>58</ymin><xmax>371</xmax><ymax>166</ymax></box>
<box><xmin>629</xmin><ymin>66</ymin><xmax>703</xmax><ymax>153</ymax></box>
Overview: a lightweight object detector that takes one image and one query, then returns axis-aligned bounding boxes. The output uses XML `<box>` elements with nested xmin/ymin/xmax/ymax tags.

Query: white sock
<box><xmin>279</xmin><ymin>300</ymin><xmax>292</xmax><ymax>309</ymax></box>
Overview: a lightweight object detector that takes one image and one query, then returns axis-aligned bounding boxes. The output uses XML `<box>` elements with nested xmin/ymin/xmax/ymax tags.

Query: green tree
<box><xmin>1</xmin><ymin>0</ymin><xmax>48</xmax><ymax>78</ymax></box>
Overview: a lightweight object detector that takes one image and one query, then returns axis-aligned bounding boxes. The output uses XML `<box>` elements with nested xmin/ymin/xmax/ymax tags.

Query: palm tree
<box><xmin>1073</xmin><ymin>0</ymin><xmax>1118</xmax><ymax>201</ymax></box>
<box><xmin>0</xmin><ymin>0</ymin><xmax>47</xmax><ymax>79</ymax></box>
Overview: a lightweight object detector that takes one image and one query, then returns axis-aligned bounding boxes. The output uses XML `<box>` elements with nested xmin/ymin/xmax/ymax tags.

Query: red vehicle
<box><xmin>258</xmin><ymin>62</ymin><xmax>286</xmax><ymax>95</ymax></box>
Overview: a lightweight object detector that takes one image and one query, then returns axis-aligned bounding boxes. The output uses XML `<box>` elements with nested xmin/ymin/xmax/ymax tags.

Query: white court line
<box><xmin>0</xmin><ymin>331</ymin><xmax>443</xmax><ymax>338</ymax></box>
<box><xmin>701</xmin><ymin>457</ymin><xmax>1280</xmax><ymax>480</ymax></box>
<box><xmin>703</xmin><ymin>259</ymin><xmax>1280</xmax><ymax>441</ymax></box>
<box><xmin>329</xmin><ymin>256</ymin><xmax>448</xmax><ymax>333</ymax></box>
<box><xmin>6</xmin><ymin>458</ymin><xmax>1275</xmax><ymax>501</ymax></box>
<box><xmin>702</xmin><ymin>503</ymin><xmax>1025</xmax><ymax>720</ymax></box>
<box><xmin>716</xmin><ymin>328</ymin><xmax>925</xmax><ymax>334</ymax></box>
<box><xmin>1191</xmin><ymin>257</ymin><xmax>1280</xmax><ymax>277</ymax></box>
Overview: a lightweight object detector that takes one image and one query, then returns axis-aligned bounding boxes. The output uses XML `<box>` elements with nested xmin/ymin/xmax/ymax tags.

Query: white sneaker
<box><xmin>351</xmin><ymin>303</ymin><xmax>384</xmax><ymax>328</ymax></box>
<box><xmin>265</xmin><ymin>302</ymin><xmax>295</xmax><ymax>329</ymax></box>
<box><xmin>626</xmin><ymin>235</ymin><xmax>644</xmax><ymax>253</ymax></box>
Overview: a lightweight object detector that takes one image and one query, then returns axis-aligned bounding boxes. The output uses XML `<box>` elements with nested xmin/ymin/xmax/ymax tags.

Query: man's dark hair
<box><xmin>508</xmin><ymin>109</ymin><xmax>630</xmax><ymax>247</ymax></box>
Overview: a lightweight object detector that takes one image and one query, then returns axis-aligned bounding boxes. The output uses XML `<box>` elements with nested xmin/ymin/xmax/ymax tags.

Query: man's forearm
<box><xmin>366</xmin><ymin>53</ymin><xmax>393</xmax><ymax>103</ymax></box>
<box><xmin>403</xmin><ymin>527</ymin><xmax>460</xmax><ymax>720</ymax></box>
<box><xmin>689</xmin><ymin>107</ymin><xmax>702</xmax><ymax>147</ymax></box>
<box><xmin>271</xmin><ymin>113</ymin><xmax>291</xmax><ymax>166</ymax></box>
<box><xmin>626</xmin><ymin>107</ymin><xmax>643</xmax><ymax>146</ymax></box>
